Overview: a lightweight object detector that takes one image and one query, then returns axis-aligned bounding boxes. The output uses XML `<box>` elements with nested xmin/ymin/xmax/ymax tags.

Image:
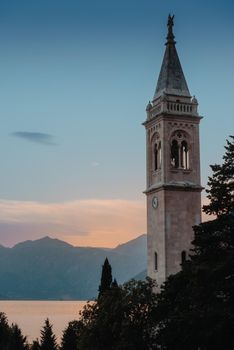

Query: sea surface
<box><xmin>0</xmin><ymin>300</ymin><xmax>87</xmax><ymax>344</ymax></box>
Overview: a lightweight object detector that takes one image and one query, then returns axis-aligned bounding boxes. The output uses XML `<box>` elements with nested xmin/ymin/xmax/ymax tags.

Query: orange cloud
<box><xmin>0</xmin><ymin>196</ymin><xmax>214</xmax><ymax>248</ymax></box>
<box><xmin>0</xmin><ymin>199</ymin><xmax>146</xmax><ymax>248</ymax></box>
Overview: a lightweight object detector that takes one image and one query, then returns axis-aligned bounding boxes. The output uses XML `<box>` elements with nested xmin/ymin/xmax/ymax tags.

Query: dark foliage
<box><xmin>0</xmin><ymin>312</ymin><xmax>11</xmax><ymax>349</ymax></box>
<box><xmin>203</xmin><ymin>136</ymin><xmax>234</xmax><ymax>217</ymax></box>
<box><xmin>98</xmin><ymin>257</ymin><xmax>113</xmax><ymax>297</ymax></box>
<box><xmin>9</xmin><ymin>323</ymin><xmax>29</xmax><ymax>350</ymax></box>
<box><xmin>0</xmin><ymin>313</ymin><xmax>29</xmax><ymax>350</ymax></box>
<box><xmin>40</xmin><ymin>318</ymin><xmax>57</xmax><ymax>350</ymax></box>
<box><xmin>30</xmin><ymin>339</ymin><xmax>40</xmax><ymax>350</ymax></box>
<box><xmin>60</xmin><ymin>320</ymin><xmax>83</xmax><ymax>350</ymax></box>
<box><xmin>77</xmin><ymin>277</ymin><xmax>158</xmax><ymax>350</ymax></box>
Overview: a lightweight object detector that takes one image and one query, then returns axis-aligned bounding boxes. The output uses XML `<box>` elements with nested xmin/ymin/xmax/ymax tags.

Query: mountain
<box><xmin>0</xmin><ymin>235</ymin><xmax>146</xmax><ymax>300</ymax></box>
<box><xmin>133</xmin><ymin>269</ymin><xmax>147</xmax><ymax>280</ymax></box>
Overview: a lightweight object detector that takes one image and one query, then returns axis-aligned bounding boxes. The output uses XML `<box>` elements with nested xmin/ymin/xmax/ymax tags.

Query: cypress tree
<box><xmin>98</xmin><ymin>257</ymin><xmax>112</xmax><ymax>297</ymax></box>
<box><xmin>40</xmin><ymin>318</ymin><xmax>57</xmax><ymax>350</ymax></box>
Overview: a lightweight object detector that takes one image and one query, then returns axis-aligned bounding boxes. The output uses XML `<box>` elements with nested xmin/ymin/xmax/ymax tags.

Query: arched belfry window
<box><xmin>170</xmin><ymin>130</ymin><xmax>190</xmax><ymax>170</ymax></box>
<box><xmin>171</xmin><ymin>140</ymin><xmax>179</xmax><ymax>168</ymax></box>
<box><xmin>154</xmin><ymin>252</ymin><xmax>158</xmax><ymax>270</ymax></box>
<box><xmin>181</xmin><ymin>141</ymin><xmax>189</xmax><ymax>169</ymax></box>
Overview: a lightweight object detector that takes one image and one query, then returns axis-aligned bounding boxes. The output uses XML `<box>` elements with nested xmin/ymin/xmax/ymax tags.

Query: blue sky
<box><xmin>0</xmin><ymin>0</ymin><xmax>233</xmax><ymax>246</ymax></box>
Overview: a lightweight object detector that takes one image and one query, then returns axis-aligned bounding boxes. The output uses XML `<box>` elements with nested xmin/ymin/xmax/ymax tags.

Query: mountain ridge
<box><xmin>0</xmin><ymin>234</ymin><xmax>146</xmax><ymax>300</ymax></box>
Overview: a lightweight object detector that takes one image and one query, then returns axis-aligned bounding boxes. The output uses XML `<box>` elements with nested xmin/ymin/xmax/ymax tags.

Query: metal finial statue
<box><xmin>167</xmin><ymin>14</ymin><xmax>174</xmax><ymax>29</ymax></box>
<box><xmin>167</xmin><ymin>14</ymin><xmax>175</xmax><ymax>44</ymax></box>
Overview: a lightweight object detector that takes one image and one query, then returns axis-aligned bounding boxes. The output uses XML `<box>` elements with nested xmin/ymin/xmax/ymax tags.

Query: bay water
<box><xmin>0</xmin><ymin>300</ymin><xmax>87</xmax><ymax>343</ymax></box>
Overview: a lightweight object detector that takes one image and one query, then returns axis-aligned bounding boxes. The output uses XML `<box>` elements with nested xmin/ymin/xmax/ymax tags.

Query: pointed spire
<box><xmin>154</xmin><ymin>15</ymin><xmax>190</xmax><ymax>100</ymax></box>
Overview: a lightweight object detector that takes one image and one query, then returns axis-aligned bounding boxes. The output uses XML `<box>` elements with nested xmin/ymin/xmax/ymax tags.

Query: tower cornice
<box><xmin>142</xmin><ymin>113</ymin><xmax>203</xmax><ymax>128</ymax></box>
<box><xmin>144</xmin><ymin>182</ymin><xmax>203</xmax><ymax>194</ymax></box>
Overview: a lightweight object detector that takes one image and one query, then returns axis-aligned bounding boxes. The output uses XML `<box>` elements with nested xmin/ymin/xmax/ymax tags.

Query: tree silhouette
<box><xmin>60</xmin><ymin>320</ymin><xmax>83</xmax><ymax>350</ymax></box>
<box><xmin>40</xmin><ymin>318</ymin><xmax>57</xmax><ymax>350</ymax></box>
<box><xmin>9</xmin><ymin>323</ymin><xmax>29</xmax><ymax>350</ymax></box>
<box><xmin>98</xmin><ymin>257</ymin><xmax>112</xmax><ymax>297</ymax></box>
<box><xmin>203</xmin><ymin>135</ymin><xmax>234</xmax><ymax>217</ymax></box>
<box><xmin>0</xmin><ymin>312</ymin><xmax>10</xmax><ymax>348</ymax></box>
<box><xmin>30</xmin><ymin>339</ymin><xmax>40</xmax><ymax>350</ymax></box>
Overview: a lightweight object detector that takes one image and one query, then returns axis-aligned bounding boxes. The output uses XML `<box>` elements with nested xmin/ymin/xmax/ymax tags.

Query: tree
<box><xmin>79</xmin><ymin>280</ymin><xmax>124</xmax><ymax>350</ymax></box>
<box><xmin>78</xmin><ymin>276</ymin><xmax>158</xmax><ymax>350</ymax></box>
<box><xmin>0</xmin><ymin>312</ymin><xmax>10</xmax><ymax>349</ymax></box>
<box><xmin>60</xmin><ymin>320</ymin><xmax>83</xmax><ymax>350</ymax></box>
<box><xmin>203</xmin><ymin>135</ymin><xmax>234</xmax><ymax>217</ymax></box>
<box><xmin>118</xmin><ymin>278</ymin><xmax>158</xmax><ymax>350</ymax></box>
<box><xmin>9</xmin><ymin>323</ymin><xmax>29</xmax><ymax>350</ymax></box>
<box><xmin>40</xmin><ymin>319</ymin><xmax>57</xmax><ymax>350</ymax></box>
<box><xmin>98</xmin><ymin>257</ymin><xmax>112</xmax><ymax>297</ymax></box>
<box><xmin>30</xmin><ymin>340</ymin><xmax>40</xmax><ymax>350</ymax></box>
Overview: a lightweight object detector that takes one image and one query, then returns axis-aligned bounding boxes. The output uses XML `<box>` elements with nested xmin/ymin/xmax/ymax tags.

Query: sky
<box><xmin>0</xmin><ymin>0</ymin><xmax>233</xmax><ymax>247</ymax></box>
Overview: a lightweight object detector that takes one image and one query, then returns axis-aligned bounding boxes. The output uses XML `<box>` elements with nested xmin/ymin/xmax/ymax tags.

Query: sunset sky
<box><xmin>0</xmin><ymin>0</ymin><xmax>233</xmax><ymax>247</ymax></box>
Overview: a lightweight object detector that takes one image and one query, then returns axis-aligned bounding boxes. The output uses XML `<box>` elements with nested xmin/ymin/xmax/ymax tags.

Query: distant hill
<box><xmin>0</xmin><ymin>235</ymin><xmax>146</xmax><ymax>300</ymax></box>
<box><xmin>133</xmin><ymin>269</ymin><xmax>147</xmax><ymax>281</ymax></box>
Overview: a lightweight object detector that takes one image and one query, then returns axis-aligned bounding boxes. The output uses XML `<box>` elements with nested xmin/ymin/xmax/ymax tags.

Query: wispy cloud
<box><xmin>11</xmin><ymin>132</ymin><xmax>56</xmax><ymax>145</ymax></box>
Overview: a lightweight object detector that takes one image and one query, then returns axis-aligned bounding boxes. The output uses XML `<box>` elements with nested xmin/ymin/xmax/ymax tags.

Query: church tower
<box><xmin>143</xmin><ymin>16</ymin><xmax>202</xmax><ymax>287</ymax></box>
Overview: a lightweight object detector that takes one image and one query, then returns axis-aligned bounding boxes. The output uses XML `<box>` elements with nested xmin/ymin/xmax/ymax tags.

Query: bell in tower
<box><xmin>143</xmin><ymin>15</ymin><xmax>203</xmax><ymax>287</ymax></box>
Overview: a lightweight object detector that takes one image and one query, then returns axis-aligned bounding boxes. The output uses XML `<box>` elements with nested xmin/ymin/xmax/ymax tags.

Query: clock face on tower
<box><xmin>152</xmin><ymin>196</ymin><xmax>158</xmax><ymax>209</ymax></box>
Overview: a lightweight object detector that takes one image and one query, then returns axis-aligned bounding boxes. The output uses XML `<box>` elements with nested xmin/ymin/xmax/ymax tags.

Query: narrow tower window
<box><xmin>171</xmin><ymin>140</ymin><xmax>179</xmax><ymax>168</ymax></box>
<box><xmin>158</xmin><ymin>141</ymin><xmax>162</xmax><ymax>169</ymax></box>
<box><xmin>181</xmin><ymin>251</ymin><xmax>186</xmax><ymax>264</ymax></box>
<box><xmin>181</xmin><ymin>141</ymin><xmax>189</xmax><ymax>169</ymax></box>
<box><xmin>154</xmin><ymin>144</ymin><xmax>158</xmax><ymax>171</ymax></box>
<box><xmin>154</xmin><ymin>252</ymin><xmax>158</xmax><ymax>270</ymax></box>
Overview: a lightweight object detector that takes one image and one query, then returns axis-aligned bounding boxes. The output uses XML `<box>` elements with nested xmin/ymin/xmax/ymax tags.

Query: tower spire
<box><xmin>154</xmin><ymin>15</ymin><xmax>190</xmax><ymax>100</ymax></box>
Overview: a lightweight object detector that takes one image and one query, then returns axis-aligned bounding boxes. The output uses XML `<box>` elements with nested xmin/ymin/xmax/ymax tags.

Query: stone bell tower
<box><xmin>143</xmin><ymin>15</ymin><xmax>202</xmax><ymax>287</ymax></box>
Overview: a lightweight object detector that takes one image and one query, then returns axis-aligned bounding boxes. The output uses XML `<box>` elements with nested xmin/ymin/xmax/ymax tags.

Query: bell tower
<box><xmin>143</xmin><ymin>15</ymin><xmax>202</xmax><ymax>287</ymax></box>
